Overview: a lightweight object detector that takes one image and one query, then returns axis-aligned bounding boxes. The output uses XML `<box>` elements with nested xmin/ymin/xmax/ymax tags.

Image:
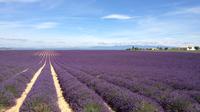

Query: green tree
<box><xmin>194</xmin><ymin>46</ymin><xmax>199</xmax><ymax>50</ymax></box>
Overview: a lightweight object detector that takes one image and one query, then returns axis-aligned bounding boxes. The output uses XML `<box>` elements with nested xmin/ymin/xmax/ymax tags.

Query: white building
<box><xmin>186</xmin><ymin>46</ymin><xmax>196</xmax><ymax>51</ymax></box>
<box><xmin>152</xmin><ymin>48</ymin><xmax>158</xmax><ymax>50</ymax></box>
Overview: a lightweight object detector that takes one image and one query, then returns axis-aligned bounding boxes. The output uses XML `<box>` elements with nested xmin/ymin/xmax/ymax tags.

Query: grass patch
<box><xmin>25</xmin><ymin>98</ymin><xmax>52</xmax><ymax>112</ymax></box>
<box><xmin>194</xmin><ymin>95</ymin><xmax>200</xmax><ymax>103</ymax></box>
<box><xmin>5</xmin><ymin>85</ymin><xmax>18</xmax><ymax>97</ymax></box>
<box><xmin>135</xmin><ymin>101</ymin><xmax>158</xmax><ymax>112</ymax></box>
<box><xmin>0</xmin><ymin>91</ymin><xmax>12</xmax><ymax>112</ymax></box>
<box><xmin>84</xmin><ymin>103</ymin><xmax>101</xmax><ymax>112</ymax></box>
<box><xmin>191</xmin><ymin>94</ymin><xmax>200</xmax><ymax>103</ymax></box>
<box><xmin>165</xmin><ymin>98</ymin><xmax>192</xmax><ymax>112</ymax></box>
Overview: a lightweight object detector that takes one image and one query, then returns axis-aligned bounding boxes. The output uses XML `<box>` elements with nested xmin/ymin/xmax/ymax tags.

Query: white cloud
<box><xmin>0</xmin><ymin>37</ymin><xmax>28</xmax><ymax>42</ymax></box>
<box><xmin>166</xmin><ymin>6</ymin><xmax>200</xmax><ymax>15</ymax></box>
<box><xmin>101</xmin><ymin>15</ymin><xmax>200</xmax><ymax>47</ymax></box>
<box><xmin>0</xmin><ymin>21</ymin><xmax>58</xmax><ymax>30</ymax></box>
<box><xmin>185</xmin><ymin>7</ymin><xmax>200</xmax><ymax>14</ymax></box>
<box><xmin>0</xmin><ymin>0</ymin><xmax>40</xmax><ymax>3</ymax></box>
<box><xmin>0</xmin><ymin>21</ymin><xmax>22</xmax><ymax>28</ymax></box>
<box><xmin>102</xmin><ymin>14</ymin><xmax>134</xmax><ymax>20</ymax></box>
<box><xmin>32</xmin><ymin>22</ymin><xmax>58</xmax><ymax>29</ymax></box>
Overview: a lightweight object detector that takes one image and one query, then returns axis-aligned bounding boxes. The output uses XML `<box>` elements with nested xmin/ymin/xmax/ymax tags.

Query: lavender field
<box><xmin>0</xmin><ymin>50</ymin><xmax>200</xmax><ymax>112</ymax></box>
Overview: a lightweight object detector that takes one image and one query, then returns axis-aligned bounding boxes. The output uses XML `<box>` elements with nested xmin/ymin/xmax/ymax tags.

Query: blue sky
<box><xmin>0</xmin><ymin>0</ymin><xmax>200</xmax><ymax>48</ymax></box>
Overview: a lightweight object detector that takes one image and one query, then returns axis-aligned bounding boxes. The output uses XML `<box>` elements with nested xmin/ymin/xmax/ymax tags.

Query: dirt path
<box><xmin>50</xmin><ymin>63</ymin><xmax>73</xmax><ymax>112</ymax></box>
<box><xmin>103</xmin><ymin>103</ymin><xmax>115</xmax><ymax>112</ymax></box>
<box><xmin>12</xmin><ymin>68</ymin><xmax>29</xmax><ymax>78</ymax></box>
<box><xmin>6</xmin><ymin>63</ymin><xmax>46</xmax><ymax>112</ymax></box>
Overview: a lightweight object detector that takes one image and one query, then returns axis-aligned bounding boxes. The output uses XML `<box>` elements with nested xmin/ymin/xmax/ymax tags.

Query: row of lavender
<box><xmin>54</xmin><ymin>51</ymin><xmax>200</xmax><ymax>112</ymax></box>
<box><xmin>52</xmin><ymin>62</ymin><xmax>111</xmax><ymax>112</ymax></box>
<box><xmin>0</xmin><ymin>51</ymin><xmax>42</xmax><ymax>83</ymax></box>
<box><xmin>68</xmin><ymin>63</ymin><xmax>200</xmax><ymax>112</ymax></box>
<box><xmin>20</xmin><ymin>61</ymin><xmax>60</xmax><ymax>112</ymax></box>
<box><xmin>0</xmin><ymin>51</ymin><xmax>44</xmax><ymax>111</ymax></box>
<box><xmin>53</xmin><ymin>58</ymin><xmax>164</xmax><ymax>112</ymax></box>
